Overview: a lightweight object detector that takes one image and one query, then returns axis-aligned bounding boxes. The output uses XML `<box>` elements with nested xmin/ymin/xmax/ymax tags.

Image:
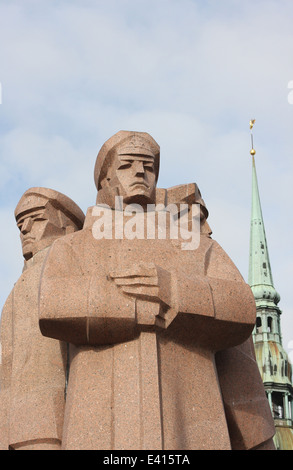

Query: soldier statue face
<box><xmin>16</xmin><ymin>199</ymin><xmax>75</xmax><ymax>260</ymax></box>
<box><xmin>95</xmin><ymin>131</ymin><xmax>160</xmax><ymax>208</ymax></box>
<box><xmin>114</xmin><ymin>151</ymin><xmax>156</xmax><ymax>202</ymax></box>
<box><xmin>102</xmin><ymin>151</ymin><xmax>157</xmax><ymax>206</ymax></box>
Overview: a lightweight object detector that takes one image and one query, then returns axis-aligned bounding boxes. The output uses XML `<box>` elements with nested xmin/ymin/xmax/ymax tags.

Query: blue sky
<box><xmin>0</xmin><ymin>0</ymin><xmax>293</xmax><ymax>356</ymax></box>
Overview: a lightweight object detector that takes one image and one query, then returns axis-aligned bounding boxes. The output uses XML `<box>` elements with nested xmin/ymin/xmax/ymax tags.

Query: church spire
<box><xmin>248</xmin><ymin>120</ymin><xmax>293</xmax><ymax>450</ymax></box>
<box><xmin>248</xmin><ymin>124</ymin><xmax>280</xmax><ymax>308</ymax></box>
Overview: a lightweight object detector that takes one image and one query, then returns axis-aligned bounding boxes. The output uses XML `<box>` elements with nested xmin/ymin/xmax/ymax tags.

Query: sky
<box><xmin>0</xmin><ymin>0</ymin><xmax>292</xmax><ymax>357</ymax></box>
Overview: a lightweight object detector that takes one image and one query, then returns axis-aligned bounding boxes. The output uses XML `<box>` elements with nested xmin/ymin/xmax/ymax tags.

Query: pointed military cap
<box><xmin>15</xmin><ymin>187</ymin><xmax>85</xmax><ymax>229</ymax></box>
<box><xmin>94</xmin><ymin>130</ymin><xmax>160</xmax><ymax>190</ymax></box>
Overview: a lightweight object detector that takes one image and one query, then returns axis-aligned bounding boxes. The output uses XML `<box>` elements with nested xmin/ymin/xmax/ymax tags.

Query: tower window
<box><xmin>256</xmin><ymin>316</ymin><xmax>262</xmax><ymax>333</ymax></box>
<box><xmin>272</xmin><ymin>392</ymin><xmax>284</xmax><ymax>419</ymax></box>
<box><xmin>267</xmin><ymin>316</ymin><xmax>272</xmax><ymax>333</ymax></box>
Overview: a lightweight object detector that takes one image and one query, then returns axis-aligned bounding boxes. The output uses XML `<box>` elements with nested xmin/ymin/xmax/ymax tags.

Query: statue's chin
<box><xmin>124</xmin><ymin>195</ymin><xmax>153</xmax><ymax>207</ymax></box>
<box><xmin>123</xmin><ymin>189</ymin><xmax>155</xmax><ymax>207</ymax></box>
<box><xmin>23</xmin><ymin>249</ymin><xmax>33</xmax><ymax>261</ymax></box>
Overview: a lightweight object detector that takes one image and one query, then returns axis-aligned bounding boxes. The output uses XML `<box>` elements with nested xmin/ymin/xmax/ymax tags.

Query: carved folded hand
<box><xmin>108</xmin><ymin>262</ymin><xmax>171</xmax><ymax>308</ymax></box>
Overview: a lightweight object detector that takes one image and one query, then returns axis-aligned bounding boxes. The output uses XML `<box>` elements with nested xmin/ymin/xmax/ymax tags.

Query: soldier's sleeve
<box><xmin>171</xmin><ymin>238</ymin><xmax>256</xmax><ymax>349</ymax></box>
<box><xmin>38</xmin><ymin>235</ymin><xmax>89</xmax><ymax>344</ymax></box>
<box><xmin>7</xmin><ymin>263</ymin><xmax>67</xmax><ymax>450</ymax></box>
<box><xmin>39</xmin><ymin>234</ymin><xmax>138</xmax><ymax>346</ymax></box>
<box><xmin>0</xmin><ymin>290</ymin><xmax>14</xmax><ymax>450</ymax></box>
<box><xmin>215</xmin><ymin>337</ymin><xmax>276</xmax><ymax>450</ymax></box>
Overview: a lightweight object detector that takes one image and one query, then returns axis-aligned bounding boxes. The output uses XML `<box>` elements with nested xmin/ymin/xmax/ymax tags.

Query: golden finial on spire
<box><xmin>250</xmin><ymin>119</ymin><xmax>256</xmax><ymax>155</ymax></box>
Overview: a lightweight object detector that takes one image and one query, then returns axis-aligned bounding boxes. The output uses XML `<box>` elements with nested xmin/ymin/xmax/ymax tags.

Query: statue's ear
<box><xmin>65</xmin><ymin>225</ymin><xmax>75</xmax><ymax>235</ymax></box>
<box><xmin>155</xmin><ymin>188</ymin><xmax>167</xmax><ymax>205</ymax></box>
<box><xmin>96</xmin><ymin>186</ymin><xmax>120</xmax><ymax>208</ymax></box>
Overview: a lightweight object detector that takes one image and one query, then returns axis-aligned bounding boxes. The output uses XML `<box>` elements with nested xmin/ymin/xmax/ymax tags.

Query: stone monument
<box><xmin>0</xmin><ymin>131</ymin><xmax>276</xmax><ymax>450</ymax></box>
<box><xmin>38</xmin><ymin>131</ymin><xmax>275</xmax><ymax>449</ymax></box>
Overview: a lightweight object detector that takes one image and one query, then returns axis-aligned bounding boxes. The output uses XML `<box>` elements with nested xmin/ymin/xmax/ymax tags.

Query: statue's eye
<box><xmin>144</xmin><ymin>163</ymin><xmax>154</xmax><ymax>172</ymax></box>
<box><xmin>118</xmin><ymin>162</ymin><xmax>132</xmax><ymax>170</ymax></box>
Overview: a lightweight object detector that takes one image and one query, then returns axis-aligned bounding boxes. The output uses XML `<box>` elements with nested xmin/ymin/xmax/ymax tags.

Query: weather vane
<box><xmin>249</xmin><ymin>119</ymin><xmax>256</xmax><ymax>156</ymax></box>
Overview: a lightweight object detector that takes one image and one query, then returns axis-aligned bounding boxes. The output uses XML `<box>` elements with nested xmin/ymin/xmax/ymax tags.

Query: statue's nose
<box><xmin>134</xmin><ymin>160</ymin><xmax>145</xmax><ymax>175</ymax></box>
<box><xmin>21</xmin><ymin>217</ymin><xmax>33</xmax><ymax>235</ymax></box>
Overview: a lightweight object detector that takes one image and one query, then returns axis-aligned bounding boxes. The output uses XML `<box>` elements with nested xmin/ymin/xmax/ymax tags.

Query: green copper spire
<box><xmin>248</xmin><ymin>131</ymin><xmax>293</xmax><ymax>449</ymax></box>
<box><xmin>248</xmin><ymin>155</ymin><xmax>280</xmax><ymax>307</ymax></box>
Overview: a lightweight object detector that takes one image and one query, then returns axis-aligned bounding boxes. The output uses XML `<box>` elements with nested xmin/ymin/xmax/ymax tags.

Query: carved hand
<box><xmin>108</xmin><ymin>262</ymin><xmax>172</xmax><ymax>326</ymax></box>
